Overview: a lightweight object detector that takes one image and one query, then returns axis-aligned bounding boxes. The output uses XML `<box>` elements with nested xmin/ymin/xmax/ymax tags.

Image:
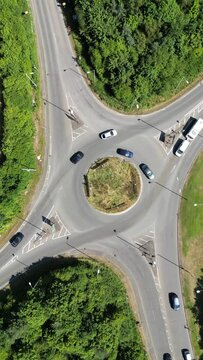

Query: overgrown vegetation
<box><xmin>180</xmin><ymin>152</ymin><xmax>203</xmax><ymax>359</ymax></box>
<box><xmin>70</xmin><ymin>0</ymin><xmax>203</xmax><ymax>110</ymax></box>
<box><xmin>0</xmin><ymin>259</ymin><xmax>146</xmax><ymax>360</ymax></box>
<box><xmin>0</xmin><ymin>0</ymin><xmax>40</xmax><ymax>234</ymax></box>
<box><xmin>87</xmin><ymin>157</ymin><xmax>140</xmax><ymax>213</ymax></box>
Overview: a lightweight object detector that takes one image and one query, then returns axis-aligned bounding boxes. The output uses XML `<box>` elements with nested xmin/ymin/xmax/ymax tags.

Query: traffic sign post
<box><xmin>42</xmin><ymin>216</ymin><xmax>54</xmax><ymax>226</ymax></box>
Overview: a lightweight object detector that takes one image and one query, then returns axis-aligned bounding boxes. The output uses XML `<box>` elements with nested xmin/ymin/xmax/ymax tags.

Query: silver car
<box><xmin>140</xmin><ymin>163</ymin><xmax>155</xmax><ymax>180</ymax></box>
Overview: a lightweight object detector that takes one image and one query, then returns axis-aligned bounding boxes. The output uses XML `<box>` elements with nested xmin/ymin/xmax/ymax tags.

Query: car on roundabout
<box><xmin>116</xmin><ymin>148</ymin><xmax>133</xmax><ymax>158</ymax></box>
<box><xmin>70</xmin><ymin>151</ymin><xmax>84</xmax><ymax>164</ymax></box>
<box><xmin>9</xmin><ymin>232</ymin><xmax>24</xmax><ymax>247</ymax></box>
<box><xmin>99</xmin><ymin>129</ymin><xmax>117</xmax><ymax>140</ymax></box>
<box><xmin>140</xmin><ymin>163</ymin><xmax>155</xmax><ymax>180</ymax></box>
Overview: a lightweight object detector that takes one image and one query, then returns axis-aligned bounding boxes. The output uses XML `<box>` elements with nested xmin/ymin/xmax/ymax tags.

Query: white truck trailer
<box><xmin>186</xmin><ymin>117</ymin><xmax>203</xmax><ymax>140</ymax></box>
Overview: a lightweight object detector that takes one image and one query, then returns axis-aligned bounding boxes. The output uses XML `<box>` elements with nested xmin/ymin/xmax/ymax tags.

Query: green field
<box><xmin>180</xmin><ymin>152</ymin><xmax>203</xmax><ymax>359</ymax></box>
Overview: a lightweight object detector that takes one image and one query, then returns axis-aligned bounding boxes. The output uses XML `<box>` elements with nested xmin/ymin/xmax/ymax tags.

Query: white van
<box><xmin>186</xmin><ymin>117</ymin><xmax>203</xmax><ymax>140</ymax></box>
<box><xmin>175</xmin><ymin>139</ymin><xmax>190</xmax><ymax>157</ymax></box>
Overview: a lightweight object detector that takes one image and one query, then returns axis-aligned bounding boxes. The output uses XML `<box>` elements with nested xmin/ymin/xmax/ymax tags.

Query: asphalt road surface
<box><xmin>1</xmin><ymin>1</ymin><xmax>203</xmax><ymax>359</ymax></box>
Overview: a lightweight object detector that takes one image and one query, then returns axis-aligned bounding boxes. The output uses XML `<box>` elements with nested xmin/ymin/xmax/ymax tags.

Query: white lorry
<box><xmin>186</xmin><ymin>117</ymin><xmax>203</xmax><ymax>140</ymax></box>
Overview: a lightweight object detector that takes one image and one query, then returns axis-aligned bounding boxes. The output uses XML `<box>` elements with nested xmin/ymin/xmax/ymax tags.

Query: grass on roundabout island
<box><xmin>85</xmin><ymin>157</ymin><xmax>141</xmax><ymax>213</ymax></box>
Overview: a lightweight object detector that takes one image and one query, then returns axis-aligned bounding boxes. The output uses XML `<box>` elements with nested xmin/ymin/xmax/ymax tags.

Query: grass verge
<box><xmin>180</xmin><ymin>152</ymin><xmax>203</xmax><ymax>359</ymax></box>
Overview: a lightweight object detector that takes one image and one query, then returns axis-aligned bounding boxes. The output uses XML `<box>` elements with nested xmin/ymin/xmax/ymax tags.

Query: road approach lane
<box><xmin>0</xmin><ymin>232</ymin><xmax>169</xmax><ymax>359</ymax></box>
<box><xmin>1</xmin><ymin>0</ymin><xmax>202</xmax><ymax>359</ymax></box>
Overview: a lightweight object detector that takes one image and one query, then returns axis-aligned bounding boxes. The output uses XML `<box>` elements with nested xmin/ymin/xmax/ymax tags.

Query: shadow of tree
<box><xmin>0</xmin><ymin>256</ymin><xmax>83</xmax><ymax>330</ymax></box>
<box><xmin>8</xmin><ymin>256</ymin><xmax>80</xmax><ymax>301</ymax></box>
<box><xmin>192</xmin><ymin>269</ymin><xmax>203</xmax><ymax>354</ymax></box>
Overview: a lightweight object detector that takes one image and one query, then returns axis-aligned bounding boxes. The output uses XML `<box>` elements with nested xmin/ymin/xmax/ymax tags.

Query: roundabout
<box><xmin>1</xmin><ymin>2</ymin><xmax>202</xmax><ymax>359</ymax></box>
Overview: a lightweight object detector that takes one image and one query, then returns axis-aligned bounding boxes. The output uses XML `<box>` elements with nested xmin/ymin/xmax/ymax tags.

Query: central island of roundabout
<box><xmin>84</xmin><ymin>157</ymin><xmax>141</xmax><ymax>213</ymax></box>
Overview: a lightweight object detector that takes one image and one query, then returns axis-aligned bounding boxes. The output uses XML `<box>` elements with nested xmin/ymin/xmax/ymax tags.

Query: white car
<box><xmin>175</xmin><ymin>139</ymin><xmax>190</xmax><ymax>157</ymax></box>
<box><xmin>182</xmin><ymin>349</ymin><xmax>192</xmax><ymax>360</ymax></box>
<box><xmin>99</xmin><ymin>129</ymin><xmax>117</xmax><ymax>140</ymax></box>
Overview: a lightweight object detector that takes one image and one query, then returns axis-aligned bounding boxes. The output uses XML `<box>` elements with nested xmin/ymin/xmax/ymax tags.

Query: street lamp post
<box><xmin>25</xmin><ymin>73</ymin><xmax>37</xmax><ymax>88</ymax></box>
<box><xmin>28</xmin><ymin>282</ymin><xmax>33</xmax><ymax>289</ymax></box>
<box><xmin>87</xmin><ymin>70</ymin><xmax>95</xmax><ymax>84</ymax></box>
<box><xmin>175</xmin><ymin>77</ymin><xmax>189</xmax><ymax>92</ymax></box>
<box><xmin>28</xmin><ymin>280</ymin><xmax>39</xmax><ymax>289</ymax></box>
<box><xmin>130</xmin><ymin>98</ymin><xmax>139</xmax><ymax>111</ymax></box>
<box><xmin>22</xmin><ymin>168</ymin><xmax>36</xmax><ymax>172</ymax></box>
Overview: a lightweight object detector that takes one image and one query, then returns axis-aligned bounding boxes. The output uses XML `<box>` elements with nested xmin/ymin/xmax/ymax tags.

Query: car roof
<box><xmin>142</xmin><ymin>164</ymin><xmax>151</xmax><ymax>172</ymax></box>
<box><xmin>163</xmin><ymin>354</ymin><xmax>172</xmax><ymax>360</ymax></box>
<box><xmin>117</xmin><ymin>148</ymin><xmax>132</xmax><ymax>154</ymax></box>
<box><xmin>70</xmin><ymin>151</ymin><xmax>84</xmax><ymax>163</ymax></box>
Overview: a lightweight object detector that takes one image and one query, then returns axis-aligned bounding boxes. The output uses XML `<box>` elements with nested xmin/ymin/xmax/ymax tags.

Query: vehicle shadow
<box><xmin>173</xmin><ymin>137</ymin><xmax>183</xmax><ymax>155</ymax></box>
<box><xmin>182</xmin><ymin>117</ymin><xmax>197</xmax><ymax>137</ymax></box>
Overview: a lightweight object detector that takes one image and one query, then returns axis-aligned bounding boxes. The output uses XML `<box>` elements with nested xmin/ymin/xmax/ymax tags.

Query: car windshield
<box><xmin>174</xmin><ymin>298</ymin><xmax>179</xmax><ymax>305</ymax></box>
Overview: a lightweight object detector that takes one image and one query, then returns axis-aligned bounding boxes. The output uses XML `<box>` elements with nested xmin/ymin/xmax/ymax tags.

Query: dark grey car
<box><xmin>163</xmin><ymin>353</ymin><xmax>172</xmax><ymax>360</ymax></box>
<box><xmin>116</xmin><ymin>148</ymin><xmax>133</xmax><ymax>158</ymax></box>
<box><xmin>9</xmin><ymin>232</ymin><xmax>24</xmax><ymax>247</ymax></box>
<box><xmin>140</xmin><ymin>163</ymin><xmax>155</xmax><ymax>180</ymax></box>
<box><xmin>169</xmin><ymin>292</ymin><xmax>180</xmax><ymax>311</ymax></box>
<box><xmin>70</xmin><ymin>151</ymin><xmax>84</xmax><ymax>164</ymax></box>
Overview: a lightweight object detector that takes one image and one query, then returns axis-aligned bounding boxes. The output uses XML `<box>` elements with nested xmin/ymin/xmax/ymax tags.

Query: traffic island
<box><xmin>84</xmin><ymin>157</ymin><xmax>141</xmax><ymax>213</ymax></box>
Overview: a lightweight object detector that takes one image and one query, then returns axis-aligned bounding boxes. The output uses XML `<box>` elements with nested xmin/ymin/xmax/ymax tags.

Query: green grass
<box><xmin>180</xmin><ymin>152</ymin><xmax>203</xmax><ymax>255</ymax></box>
<box><xmin>180</xmin><ymin>152</ymin><xmax>203</xmax><ymax>359</ymax></box>
<box><xmin>86</xmin><ymin>157</ymin><xmax>141</xmax><ymax>213</ymax></box>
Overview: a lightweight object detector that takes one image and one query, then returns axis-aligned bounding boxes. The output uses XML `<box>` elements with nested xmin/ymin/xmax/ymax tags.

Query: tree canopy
<box><xmin>71</xmin><ymin>0</ymin><xmax>203</xmax><ymax>109</ymax></box>
<box><xmin>0</xmin><ymin>0</ymin><xmax>39</xmax><ymax>233</ymax></box>
<box><xmin>0</xmin><ymin>259</ymin><xmax>146</xmax><ymax>359</ymax></box>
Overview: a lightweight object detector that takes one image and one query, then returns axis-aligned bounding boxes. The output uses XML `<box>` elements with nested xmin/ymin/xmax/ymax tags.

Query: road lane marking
<box><xmin>170</xmin><ymin>164</ymin><xmax>176</xmax><ymax>174</ymax></box>
<box><xmin>49</xmin><ymin>135</ymin><xmax>52</xmax><ymax>156</ymax></box>
<box><xmin>72</xmin><ymin>125</ymin><xmax>88</xmax><ymax>141</ymax></box>
<box><xmin>0</xmin><ymin>257</ymin><xmax>16</xmax><ymax>272</ymax></box>
<box><xmin>22</xmin><ymin>208</ymin><xmax>71</xmax><ymax>254</ymax></box>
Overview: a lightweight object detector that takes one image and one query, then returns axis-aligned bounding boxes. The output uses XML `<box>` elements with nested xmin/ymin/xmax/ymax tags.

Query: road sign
<box><xmin>42</xmin><ymin>216</ymin><xmax>53</xmax><ymax>226</ymax></box>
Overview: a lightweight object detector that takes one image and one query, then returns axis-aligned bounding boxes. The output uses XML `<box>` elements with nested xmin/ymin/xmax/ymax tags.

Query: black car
<box><xmin>9</xmin><ymin>232</ymin><xmax>24</xmax><ymax>247</ymax></box>
<box><xmin>169</xmin><ymin>292</ymin><xmax>180</xmax><ymax>311</ymax></box>
<box><xmin>163</xmin><ymin>353</ymin><xmax>172</xmax><ymax>360</ymax></box>
<box><xmin>70</xmin><ymin>151</ymin><xmax>84</xmax><ymax>164</ymax></box>
<box><xmin>116</xmin><ymin>148</ymin><xmax>134</xmax><ymax>158</ymax></box>
<box><xmin>140</xmin><ymin>163</ymin><xmax>155</xmax><ymax>180</ymax></box>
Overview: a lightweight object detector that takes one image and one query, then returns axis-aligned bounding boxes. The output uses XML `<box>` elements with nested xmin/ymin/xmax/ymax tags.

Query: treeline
<box><xmin>0</xmin><ymin>259</ymin><xmax>146</xmax><ymax>359</ymax></box>
<box><xmin>71</xmin><ymin>0</ymin><xmax>203</xmax><ymax>109</ymax></box>
<box><xmin>0</xmin><ymin>0</ymin><xmax>39</xmax><ymax>233</ymax></box>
